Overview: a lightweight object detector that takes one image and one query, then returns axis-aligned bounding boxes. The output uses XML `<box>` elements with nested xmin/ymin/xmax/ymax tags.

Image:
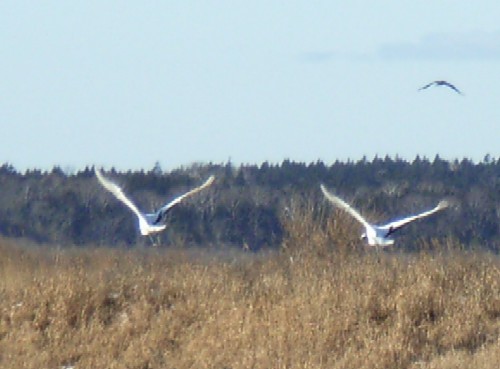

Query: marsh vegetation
<box><xmin>0</xmin><ymin>209</ymin><xmax>498</xmax><ymax>369</ymax></box>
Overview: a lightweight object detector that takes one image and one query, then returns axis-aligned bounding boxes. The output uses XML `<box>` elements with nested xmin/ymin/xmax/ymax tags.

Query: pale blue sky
<box><xmin>1</xmin><ymin>1</ymin><xmax>500</xmax><ymax>171</ymax></box>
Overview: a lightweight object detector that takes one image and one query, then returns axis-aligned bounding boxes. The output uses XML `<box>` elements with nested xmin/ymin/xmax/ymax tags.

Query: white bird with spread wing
<box><xmin>320</xmin><ymin>184</ymin><xmax>449</xmax><ymax>246</ymax></box>
<box><xmin>95</xmin><ymin>169</ymin><xmax>215</xmax><ymax>236</ymax></box>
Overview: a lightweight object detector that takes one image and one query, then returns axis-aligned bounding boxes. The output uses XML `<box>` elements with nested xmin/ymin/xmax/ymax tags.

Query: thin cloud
<box><xmin>378</xmin><ymin>31</ymin><xmax>500</xmax><ymax>61</ymax></box>
<box><xmin>297</xmin><ymin>50</ymin><xmax>370</xmax><ymax>63</ymax></box>
<box><xmin>297</xmin><ymin>51</ymin><xmax>338</xmax><ymax>63</ymax></box>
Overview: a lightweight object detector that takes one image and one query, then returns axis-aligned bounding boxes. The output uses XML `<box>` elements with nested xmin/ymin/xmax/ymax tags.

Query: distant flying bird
<box><xmin>320</xmin><ymin>184</ymin><xmax>449</xmax><ymax>246</ymax></box>
<box><xmin>418</xmin><ymin>80</ymin><xmax>463</xmax><ymax>95</ymax></box>
<box><xmin>95</xmin><ymin>169</ymin><xmax>215</xmax><ymax>236</ymax></box>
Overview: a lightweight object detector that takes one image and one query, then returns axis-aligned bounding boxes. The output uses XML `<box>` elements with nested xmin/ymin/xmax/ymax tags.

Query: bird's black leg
<box><xmin>148</xmin><ymin>235</ymin><xmax>157</xmax><ymax>247</ymax></box>
<box><xmin>151</xmin><ymin>234</ymin><xmax>163</xmax><ymax>247</ymax></box>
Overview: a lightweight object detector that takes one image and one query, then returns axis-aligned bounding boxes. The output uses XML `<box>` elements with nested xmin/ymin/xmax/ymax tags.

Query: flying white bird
<box><xmin>320</xmin><ymin>184</ymin><xmax>449</xmax><ymax>246</ymax></box>
<box><xmin>95</xmin><ymin>169</ymin><xmax>215</xmax><ymax>236</ymax></box>
<box><xmin>418</xmin><ymin>80</ymin><xmax>463</xmax><ymax>95</ymax></box>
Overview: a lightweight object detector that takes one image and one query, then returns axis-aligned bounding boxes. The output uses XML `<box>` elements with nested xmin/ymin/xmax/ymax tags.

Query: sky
<box><xmin>1</xmin><ymin>1</ymin><xmax>500</xmax><ymax>172</ymax></box>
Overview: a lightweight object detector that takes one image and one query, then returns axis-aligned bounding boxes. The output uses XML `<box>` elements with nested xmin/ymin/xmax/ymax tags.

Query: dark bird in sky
<box><xmin>418</xmin><ymin>80</ymin><xmax>463</xmax><ymax>95</ymax></box>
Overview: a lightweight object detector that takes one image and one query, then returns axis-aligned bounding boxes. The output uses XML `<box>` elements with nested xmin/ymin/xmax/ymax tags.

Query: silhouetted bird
<box><xmin>418</xmin><ymin>80</ymin><xmax>463</xmax><ymax>95</ymax></box>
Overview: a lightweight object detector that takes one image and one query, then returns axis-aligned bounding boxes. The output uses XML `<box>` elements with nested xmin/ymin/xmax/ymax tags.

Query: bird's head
<box><xmin>437</xmin><ymin>199</ymin><xmax>450</xmax><ymax>210</ymax></box>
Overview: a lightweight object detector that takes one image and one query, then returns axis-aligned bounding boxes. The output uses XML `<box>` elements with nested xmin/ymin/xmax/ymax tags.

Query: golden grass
<box><xmin>0</xmin><ymin>233</ymin><xmax>499</xmax><ymax>369</ymax></box>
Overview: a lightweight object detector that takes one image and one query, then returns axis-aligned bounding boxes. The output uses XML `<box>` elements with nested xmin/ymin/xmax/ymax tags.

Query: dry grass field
<box><xmin>0</xmin><ymin>211</ymin><xmax>499</xmax><ymax>369</ymax></box>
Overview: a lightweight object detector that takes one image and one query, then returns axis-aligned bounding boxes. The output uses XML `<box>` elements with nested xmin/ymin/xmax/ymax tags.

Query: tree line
<box><xmin>0</xmin><ymin>155</ymin><xmax>499</xmax><ymax>251</ymax></box>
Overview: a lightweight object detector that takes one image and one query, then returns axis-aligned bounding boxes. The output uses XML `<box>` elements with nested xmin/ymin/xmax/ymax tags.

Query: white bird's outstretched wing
<box><xmin>95</xmin><ymin>169</ymin><xmax>145</xmax><ymax>221</ymax></box>
<box><xmin>320</xmin><ymin>184</ymin><xmax>371</xmax><ymax>229</ymax></box>
<box><xmin>154</xmin><ymin>175</ymin><xmax>215</xmax><ymax>222</ymax></box>
<box><xmin>380</xmin><ymin>200</ymin><xmax>449</xmax><ymax>235</ymax></box>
